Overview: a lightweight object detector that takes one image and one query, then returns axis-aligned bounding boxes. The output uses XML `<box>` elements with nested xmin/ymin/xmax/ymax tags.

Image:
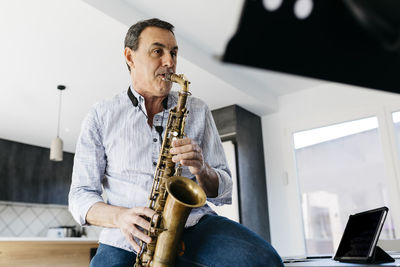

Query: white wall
<box><xmin>208</xmin><ymin>141</ymin><xmax>240</xmax><ymax>222</ymax></box>
<box><xmin>262</xmin><ymin>83</ymin><xmax>400</xmax><ymax>257</ymax></box>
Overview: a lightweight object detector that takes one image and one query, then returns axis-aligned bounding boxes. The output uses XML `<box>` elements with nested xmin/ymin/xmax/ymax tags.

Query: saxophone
<box><xmin>135</xmin><ymin>73</ymin><xmax>207</xmax><ymax>267</ymax></box>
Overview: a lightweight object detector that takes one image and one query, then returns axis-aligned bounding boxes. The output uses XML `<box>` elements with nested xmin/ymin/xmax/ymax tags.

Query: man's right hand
<box><xmin>86</xmin><ymin>203</ymin><xmax>157</xmax><ymax>253</ymax></box>
<box><xmin>114</xmin><ymin>206</ymin><xmax>157</xmax><ymax>252</ymax></box>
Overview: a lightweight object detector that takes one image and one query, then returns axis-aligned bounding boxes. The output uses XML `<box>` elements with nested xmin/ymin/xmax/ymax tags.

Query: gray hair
<box><xmin>124</xmin><ymin>18</ymin><xmax>175</xmax><ymax>71</ymax></box>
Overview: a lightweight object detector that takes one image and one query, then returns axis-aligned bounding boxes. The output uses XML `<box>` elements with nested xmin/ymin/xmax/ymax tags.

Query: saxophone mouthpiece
<box><xmin>164</xmin><ymin>73</ymin><xmax>174</xmax><ymax>82</ymax></box>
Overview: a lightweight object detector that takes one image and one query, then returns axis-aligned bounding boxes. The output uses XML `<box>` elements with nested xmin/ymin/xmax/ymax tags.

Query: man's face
<box><xmin>127</xmin><ymin>26</ymin><xmax>178</xmax><ymax>98</ymax></box>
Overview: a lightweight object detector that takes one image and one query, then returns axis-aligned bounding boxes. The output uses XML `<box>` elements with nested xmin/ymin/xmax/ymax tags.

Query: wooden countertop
<box><xmin>0</xmin><ymin>237</ymin><xmax>98</xmax><ymax>243</ymax></box>
<box><xmin>0</xmin><ymin>238</ymin><xmax>99</xmax><ymax>267</ymax></box>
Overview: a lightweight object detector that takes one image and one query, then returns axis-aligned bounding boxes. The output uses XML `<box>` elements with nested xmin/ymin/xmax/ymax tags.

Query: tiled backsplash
<box><xmin>0</xmin><ymin>201</ymin><xmax>101</xmax><ymax>238</ymax></box>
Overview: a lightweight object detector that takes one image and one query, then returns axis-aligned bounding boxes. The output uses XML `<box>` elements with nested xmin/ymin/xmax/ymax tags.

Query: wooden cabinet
<box><xmin>0</xmin><ymin>240</ymin><xmax>98</xmax><ymax>267</ymax></box>
<box><xmin>0</xmin><ymin>138</ymin><xmax>74</xmax><ymax>204</ymax></box>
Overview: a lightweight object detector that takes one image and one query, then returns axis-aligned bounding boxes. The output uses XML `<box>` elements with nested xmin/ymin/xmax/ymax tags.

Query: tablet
<box><xmin>334</xmin><ymin>206</ymin><xmax>388</xmax><ymax>263</ymax></box>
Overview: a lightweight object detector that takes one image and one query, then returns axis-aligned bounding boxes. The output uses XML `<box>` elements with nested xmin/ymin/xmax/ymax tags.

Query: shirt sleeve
<box><xmin>201</xmin><ymin>106</ymin><xmax>233</xmax><ymax>206</ymax></box>
<box><xmin>68</xmin><ymin>105</ymin><xmax>106</xmax><ymax>226</ymax></box>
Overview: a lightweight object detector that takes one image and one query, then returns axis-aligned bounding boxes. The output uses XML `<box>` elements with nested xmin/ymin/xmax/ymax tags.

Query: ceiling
<box><xmin>0</xmin><ymin>0</ymin><xmax>322</xmax><ymax>153</ymax></box>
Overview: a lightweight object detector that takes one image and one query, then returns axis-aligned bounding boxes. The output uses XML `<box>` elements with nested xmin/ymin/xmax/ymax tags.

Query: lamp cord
<box><xmin>57</xmin><ymin>90</ymin><xmax>62</xmax><ymax>137</ymax></box>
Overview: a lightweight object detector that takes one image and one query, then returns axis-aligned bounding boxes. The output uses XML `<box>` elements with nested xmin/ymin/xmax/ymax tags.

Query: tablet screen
<box><xmin>334</xmin><ymin>207</ymin><xmax>388</xmax><ymax>261</ymax></box>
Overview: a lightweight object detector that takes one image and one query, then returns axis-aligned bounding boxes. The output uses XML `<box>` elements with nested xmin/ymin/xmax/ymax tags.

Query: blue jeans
<box><xmin>90</xmin><ymin>215</ymin><xmax>283</xmax><ymax>267</ymax></box>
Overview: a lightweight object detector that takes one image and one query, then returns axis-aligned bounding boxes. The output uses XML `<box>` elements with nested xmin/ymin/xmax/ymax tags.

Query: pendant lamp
<box><xmin>50</xmin><ymin>85</ymin><xmax>66</xmax><ymax>161</ymax></box>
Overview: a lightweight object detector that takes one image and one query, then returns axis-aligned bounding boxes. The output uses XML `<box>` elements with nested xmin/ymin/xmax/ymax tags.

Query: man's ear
<box><xmin>124</xmin><ymin>47</ymin><xmax>135</xmax><ymax>69</ymax></box>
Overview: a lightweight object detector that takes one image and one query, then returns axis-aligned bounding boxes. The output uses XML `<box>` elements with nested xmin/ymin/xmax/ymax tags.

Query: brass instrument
<box><xmin>135</xmin><ymin>73</ymin><xmax>206</xmax><ymax>267</ymax></box>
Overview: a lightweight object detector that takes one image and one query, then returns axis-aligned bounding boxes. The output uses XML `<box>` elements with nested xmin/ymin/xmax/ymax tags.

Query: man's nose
<box><xmin>162</xmin><ymin>53</ymin><xmax>175</xmax><ymax>68</ymax></box>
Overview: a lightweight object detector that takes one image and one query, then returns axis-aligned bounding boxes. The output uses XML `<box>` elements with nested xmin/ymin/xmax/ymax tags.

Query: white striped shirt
<box><xmin>69</xmin><ymin>87</ymin><xmax>232</xmax><ymax>252</ymax></box>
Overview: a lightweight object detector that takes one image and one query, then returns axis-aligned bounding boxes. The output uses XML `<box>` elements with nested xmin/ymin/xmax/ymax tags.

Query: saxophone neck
<box><xmin>165</xmin><ymin>73</ymin><xmax>190</xmax><ymax>89</ymax></box>
<box><xmin>165</xmin><ymin>73</ymin><xmax>191</xmax><ymax>111</ymax></box>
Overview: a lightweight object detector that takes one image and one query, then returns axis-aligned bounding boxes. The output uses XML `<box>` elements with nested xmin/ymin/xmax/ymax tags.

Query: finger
<box><xmin>172</xmin><ymin>151</ymin><xmax>201</xmax><ymax>163</ymax></box>
<box><xmin>133</xmin><ymin>243</ymin><xmax>141</xmax><ymax>253</ymax></box>
<box><xmin>122</xmin><ymin>229</ymin><xmax>141</xmax><ymax>252</ymax></box>
<box><xmin>180</xmin><ymin>159</ymin><xmax>203</xmax><ymax>169</ymax></box>
<box><xmin>170</xmin><ymin>144</ymin><xmax>201</xmax><ymax>154</ymax></box>
<box><xmin>133</xmin><ymin>206</ymin><xmax>157</xmax><ymax>219</ymax></box>
<box><xmin>133</xmin><ymin>215</ymin><xmax>151</xmax><ymax>230</ymax></box>
<box><xmin>172</xmin><ymin>138</ymin><xmax>192</xmax><ymax>147</ymax></box>
<box><xmin>131</xmin><ymin>226</ymin><xmax>152</xmax><ymax>243</ymax></box>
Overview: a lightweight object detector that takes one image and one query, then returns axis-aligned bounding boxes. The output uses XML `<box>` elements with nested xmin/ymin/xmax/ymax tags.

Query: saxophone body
<box><xmin>135</xmin><ymin>74</ymin><xmax>206</xmax><ymax>267</ymax></box>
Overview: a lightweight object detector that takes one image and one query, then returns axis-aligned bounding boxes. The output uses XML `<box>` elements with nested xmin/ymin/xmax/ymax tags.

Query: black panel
<box><xmin>0</xmin><ymin>138</ymin><xmax>74</xmax><ymax>204</ymax></box>
<box><xmin>211</xmin><ymin>105</ymin><xmax>237</xmax><ymax>139</ymax></box>
<box><xmin>235</xmin><ymin>106</ymin><xmax>270</xmax><ymax>242</ymax></box>
<box><xmin>212</xmin><ymin>105</ymin><xmax>270</xmax><ymax>242</ymax></box>
<box><xmin>223</xmin><ymin>0</ymin><xmax>400</xmax><ymax>93</ymax></box>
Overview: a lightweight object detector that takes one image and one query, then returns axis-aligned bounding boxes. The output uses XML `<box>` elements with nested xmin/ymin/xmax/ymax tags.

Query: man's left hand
<box><xmin>170</xmin><ymin>138</ymin><xmax>205</xmax><ymax>176</ymax></box>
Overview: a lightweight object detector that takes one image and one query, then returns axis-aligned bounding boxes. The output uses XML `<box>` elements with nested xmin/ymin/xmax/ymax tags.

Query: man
<box><xmin>69</xmin><ymin>18</ymin><xmax>283</xmax><ymax>267</ymax></box>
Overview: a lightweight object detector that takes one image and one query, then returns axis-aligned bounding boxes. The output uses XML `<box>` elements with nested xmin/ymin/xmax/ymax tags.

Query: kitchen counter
<box><xmin>0</xmin><ymin>238</ymin><xmax>99</xmax><ymax>267</ymax></box>
<box><xmin>0</xmin><ymin>237</ymin><xmax>98</xmax><ymax>242</ymax></box>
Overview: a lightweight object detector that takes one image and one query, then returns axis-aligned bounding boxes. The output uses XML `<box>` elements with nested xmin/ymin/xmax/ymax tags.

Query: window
<box><xmin>293</xmin><ymin>117</ymin><xmax>396</xmax><ymax>255</ymax></box>
<box><xmin>392</xmin><ymin>111</ymin><xmax>400</xmax><ymax>160</ymax></box>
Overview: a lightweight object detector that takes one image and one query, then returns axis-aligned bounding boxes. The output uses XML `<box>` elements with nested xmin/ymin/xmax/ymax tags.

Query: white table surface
<box><xmin>284</xmin><ymin>258</ymin><xmax>400</xmax><ymax>267</ymax></box>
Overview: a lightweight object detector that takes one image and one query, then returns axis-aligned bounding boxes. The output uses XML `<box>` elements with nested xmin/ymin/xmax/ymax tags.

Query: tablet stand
<box><xmin>368</xmin><ymin>246</ymin><xmax>395</xmax><ymax>264</ymax></box>
<box><xmin>339</xmin><ymin>246</ymin><xmax>395</xmax><ymax>264</ymax></box>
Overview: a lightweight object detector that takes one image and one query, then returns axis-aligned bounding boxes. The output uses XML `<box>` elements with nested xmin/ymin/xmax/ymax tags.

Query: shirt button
<box><xmin>153</xmin><ymin>138</ymin><xmax>157</xmax><ymax>142</ymax></box>
<box><xmin>153</xmin><ymin>162</ymin><xmax>157</xmax><ymax>166</ymax></box>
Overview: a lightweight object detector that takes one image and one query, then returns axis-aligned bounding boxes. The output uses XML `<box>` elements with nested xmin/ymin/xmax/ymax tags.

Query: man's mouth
<box><xmin>158</xmin><ymin>72</ymin><xmax>172</xmax><ymax>81</ymax></box>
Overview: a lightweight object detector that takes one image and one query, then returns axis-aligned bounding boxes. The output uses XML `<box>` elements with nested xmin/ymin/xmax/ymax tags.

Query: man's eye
<box><xmin>171</xmin><ymin>51</ymin><xmax>177</xmax><ymax>57</ymax></box>
<box><xmin>153</xmin><ymin>49</ymin><xmax>162</xmax><ymax>55</ymax></box>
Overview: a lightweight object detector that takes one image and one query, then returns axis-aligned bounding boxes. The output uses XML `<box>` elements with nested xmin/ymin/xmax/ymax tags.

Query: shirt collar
<box><xmin>129</xmin><ymin>85</ymin><xmax>144</xmax><ymax>106</ymax></box>
<box><xmin>129</xmin><ymin>85</ymin><xmax>177</xmax><ymax>111</ymax></box>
